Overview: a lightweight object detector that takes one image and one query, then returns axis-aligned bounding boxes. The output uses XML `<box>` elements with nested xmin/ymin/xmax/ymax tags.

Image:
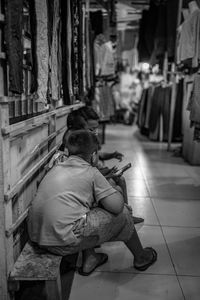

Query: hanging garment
<box><xmin>149</xmin><ymin>85</ymin><xmax>171</xmax><ymax>141</ymax></box>
<box><xmin>188</xmin><ymin>73</ymin><xmax>200</xmax><ymax>123</ymax></box>
<box><xmin>173</xmin><ymin>78</ymin><xmax>184</xmax><ymax>141</ymax></box>
<box><xmin>178</xmin><ymin>9</ymin><xmax>200</xmax><ymax>68</ymax></box>
<box><xmin>47</xmin><ymin>0</ymin><xmax>61</xmax><ymax>101</ymax></box>
<box><xmin>145</xmin><ymin>85</ymin><xmax>155</xmax><ymax>129</ymax></box>
<box><xmin>5</xmin><ymin>0</ymin><xmax>23</xmax><ymax>94</ymax></box>
<box><xmin>93</xmin><ymin>83</ymin><xmax>114</xmax><ymax>121</ymax></box>
<box><xmin>61</xmin><ymin>0</ymin><xmax>73</xmax><ymax>104</ymax></box>
<box><xmin>187</xmin><ymin>73</ymin><xmax>200</xmax><ymax>141</ymax></box>
<box><xmin>137</xmin><ymin>88</ymin><xmax>148</xmax><ymax>129</ymax></box>
<box><xmin>29</xmin><ymin>0</ymin><xmax>38</xmax><ymax>94</ymax></box>
<box><xmin>93</xmin><ymin>34</ymin><xmax>107</xmax><ymax>76</ymax></box>
<box><xmin>35</xmin><ymin>0</ymin><xmax>49</xmax><ymax>103</ymax></box>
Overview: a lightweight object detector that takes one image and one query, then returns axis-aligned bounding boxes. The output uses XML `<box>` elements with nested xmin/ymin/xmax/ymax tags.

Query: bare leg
<box><xmin>80</xmin><ymin>248</ymin><xmax>107</xmax><ymax>274</ymax></box>
<box><xmin>125</xmin><ymin>229</ymin><xmax>157</xmax><ymax>268</ymax></box>
<box><xmin>117</xmin><ymin>176</ymin><xmax>128</xmax><ymax>204</ymax></box>
<box><xmin>116</xmin><ymin>176</ymin><xmax>144</xmax><ymax>224</ymax></box>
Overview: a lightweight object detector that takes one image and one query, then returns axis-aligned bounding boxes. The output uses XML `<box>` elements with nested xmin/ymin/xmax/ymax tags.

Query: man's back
<box><xmin>28</xmin><ymin>156</ymin><xmax>95</xmax><ymax>246</ymax></box>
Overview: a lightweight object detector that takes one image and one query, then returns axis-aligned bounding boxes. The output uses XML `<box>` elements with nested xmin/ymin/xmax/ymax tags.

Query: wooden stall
<box><xmin>0</xmin><ymin>0</ymin><xmax>86</xmax><ymax>298</ymax></box>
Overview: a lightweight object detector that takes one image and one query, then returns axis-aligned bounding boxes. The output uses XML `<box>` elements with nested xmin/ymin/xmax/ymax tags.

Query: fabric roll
<box><xmin>5</xmin><ymin>0</ymin><xmax>23</xmax><ymax>94</ymax></box>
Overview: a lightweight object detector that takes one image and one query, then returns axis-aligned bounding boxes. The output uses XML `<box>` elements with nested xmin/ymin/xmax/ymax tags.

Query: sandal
<box><xmin>133</xmin><ymin>216</ymin><xmax>144</xmax><ymax>224</ymax></box>
<box><xmin>134</xmin><ymin>247</ymin><xmax>157</xmax><ymax>271</ymax></box>
<box><xmin>78</xmin><ymin>253</ymin><xmax>108</xmax><ymax>276</ymax></box>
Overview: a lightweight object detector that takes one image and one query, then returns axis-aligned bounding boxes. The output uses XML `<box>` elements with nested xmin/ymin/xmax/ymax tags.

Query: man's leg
<box><xmin>125</xmin><ymin>229</ymin><xmax>157</xmax><ymax>270</ymax></box>
<box><xmin>79</xmin><ymin>248</ymin><xmax>108</xmax><ymax>275</ymax></box>
<box><xmin>116</xmin><ymin>176</ymin><xmax>144</xmax><ymax>224</ymax></box>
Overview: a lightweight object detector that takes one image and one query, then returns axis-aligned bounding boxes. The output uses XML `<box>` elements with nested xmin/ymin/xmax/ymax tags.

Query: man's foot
<box><xmin>133</xmin><ymin>216</ymin><xmax>144</xmax><ymax>224</ymax></box>
<box><xmin>134</xmin><ymin>247</ymin><xmax>157</xmax><ymax>271</ymax></box>
<box><xmin>78</xmin><ymin>253</ymin><xmax>108</xmax><ymax>276</ymax></box>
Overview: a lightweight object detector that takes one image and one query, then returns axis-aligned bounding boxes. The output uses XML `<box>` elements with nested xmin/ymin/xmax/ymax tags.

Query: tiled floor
<box><xmin>69</xmin><ymin>124</ymin><xmax>200</xmax><ymax>300</ymax></box>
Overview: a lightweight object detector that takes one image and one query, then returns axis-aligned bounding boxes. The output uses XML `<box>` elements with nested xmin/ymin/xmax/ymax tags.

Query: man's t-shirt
<box><xmin>28</xmin><ymin>156</ymin><xmax>116</xmax><ymax>246</ymax></box>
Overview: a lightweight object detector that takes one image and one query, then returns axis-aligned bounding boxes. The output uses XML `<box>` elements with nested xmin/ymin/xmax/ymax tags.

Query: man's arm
<box><xmin>93</xmin><ymin>169</ymin><xmax>124</xmax><ymax>215</ymax></box>
<box><xmin>99</xmin><ymin>190</ymin><xmax>124</xmax><ymax>215</ymax></box>
<box><xmin>99</xmin><ymin>151</ymin><xmax>123</xmax><ymax>161</ymax></box>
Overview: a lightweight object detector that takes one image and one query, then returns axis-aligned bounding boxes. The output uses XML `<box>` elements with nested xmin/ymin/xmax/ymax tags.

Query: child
<box><xmin>28</xmin><ymin>130</ymin><xmax>157</xmax><ymax>275</ymax></box>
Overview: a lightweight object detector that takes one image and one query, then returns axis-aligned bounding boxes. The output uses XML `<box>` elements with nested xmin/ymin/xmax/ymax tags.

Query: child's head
<box><xmin>67</xmin><ymin>111</ymin><xmax>88</xmax><ymax>130</ymax></box>
<box><xmin>78</xmin><ymin>107</ymin><xmax>100</xmax><ymax>135</ymax></box>
<box><xmin>67</xmin><ymin>130</ymin><xmax>99</xmax><ymax>166</ymax></box>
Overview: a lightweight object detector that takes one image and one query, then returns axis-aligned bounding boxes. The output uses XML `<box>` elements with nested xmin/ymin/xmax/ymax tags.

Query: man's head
<box><xmin>67</xmin><ymin>130</ymin><xmax>99</xmax><ymax>166</ymax></box>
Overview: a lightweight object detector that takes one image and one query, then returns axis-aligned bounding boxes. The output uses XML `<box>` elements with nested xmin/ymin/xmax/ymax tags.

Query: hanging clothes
<box><xmin>177</xmin><ymin>9</ymin><xmax>200</xmax><ymax>68</ymax></box>
<box><xmin>187</xmin><ymin>73</ymin><xmax>200</xmax><ymax>141</ymax></box>
<box><xmin>94</xmin><ymin>34</ymin><xmax>107</xmax><ymax>76</ymax></box>
<box><xmin>61</xmin><ymin>0</ymin><xmax>73</xmax><ymax>104</ymax></box>
<box><xmin>149</xmin><ymin>85</ymin><xmax>171</xmax><ymax>141</ymax></box>
<box><xmin>173</xmin><ymin>78</ymin><xmax>184</xmax><ymax>141</ymax></box>
<box><xmin>5</xmin><ymin>0</ymin><xmax>23</xmax><ymax>94</ymax></box>
<box><xmin>137</xmin><ymin>88</ymin><xmax>148</xmax><ymax>131</ymax></box>
<box><xmin>93</xmin><ymin>81</ymin><xmax>115</xmax><ymax>121</ymax></box>
<box><xmin>100</xmin><ymin>41</ymin><xmax>115</xmax><ymax>76</ymax></box>
<box><xmin>47</xmin><ymin>0</ymin><xmax>61</xmax><ymax>101</ymax></box>
<box><xmin>35</xmin><ymin>0</ymin><xmax>49</xmax><ymax>103</ymax></box>
<box><xmin>29</xmin><ymin>0</ymin><xmax>38</xmax><ymax>94</ymax></box>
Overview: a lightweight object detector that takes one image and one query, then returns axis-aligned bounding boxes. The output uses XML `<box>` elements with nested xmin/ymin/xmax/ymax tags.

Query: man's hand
<box><xmin>105</xmin><ymin>166</ymin><xmax>118</xmax><ymax>179</ymax></box>
<box><xmin>112</xmin><ymin>151</ymin><xmax>123</xmax><ymax>162</ymax></box>
<box><xmin>99</xmin><ymin>167</ymin><xmax>112</xmax><ymax>176</ymax></box>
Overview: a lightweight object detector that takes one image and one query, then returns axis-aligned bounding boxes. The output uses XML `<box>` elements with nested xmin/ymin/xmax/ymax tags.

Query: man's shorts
<box><xmin>42</xmin><ymin>205</ymin><xmax>134</xmax><ymax>256</ymax></box>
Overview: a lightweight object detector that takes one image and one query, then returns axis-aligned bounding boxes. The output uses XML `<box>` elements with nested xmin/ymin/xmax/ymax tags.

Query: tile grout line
<box><xmin>136</xmin><ymin>158</ymin><xmax>187</xmax><ymax>299</ymax></box>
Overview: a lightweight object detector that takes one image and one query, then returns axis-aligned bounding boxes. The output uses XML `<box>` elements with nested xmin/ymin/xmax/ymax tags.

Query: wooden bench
<box><xmin>8</xmin><ymin>242</ymin><xmax>63</xmax><ymax>300</ymax></box>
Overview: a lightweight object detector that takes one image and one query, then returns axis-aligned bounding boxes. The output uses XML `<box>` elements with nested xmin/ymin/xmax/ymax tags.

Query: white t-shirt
<box><xmin>28</xmin><ymin>156</ymin><xmax>116</xmax><ymax>246</ymax></box>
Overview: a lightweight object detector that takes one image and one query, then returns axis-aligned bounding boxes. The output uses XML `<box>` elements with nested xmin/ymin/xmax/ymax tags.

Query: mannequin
<box><xmin>188</xmin><ymin>1</ymin><xmax>199</xmax><ymax>14</ymax></box>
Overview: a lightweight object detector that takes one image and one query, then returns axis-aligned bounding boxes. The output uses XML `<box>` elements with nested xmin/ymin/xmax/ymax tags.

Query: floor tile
<box><xmin>126</xmin><ymin>179</ymin><xmax>150</xmax><ymax>197</ymax></box>
<box><xmin>69</xmin><ymin>124</ymin><xmax>200</xmax><ymax>299</ymax></box>
<box><xmin>163</xmin><ymin>227</ymin><xmax>200</xmax><ymax>276</ymax></box>
<box><xmin>69</xmin><ymin>273</ymin><xmax>184</xmax><ymax>300</ymax></box>
<box><xmin>179</xmin><ymin>276</ymin><xmax>200</xmax><ymax>300</ymax></box>
<box><xmin>152</xmin><ymin>198</ymin><xmax>200</xmax><ymax>227</ymax></box>
<box><xmin>141</xmin><ymin>165</ymin><xmax>190</xmax><ymax>179</ymax></box>
<box><xmin>147</xmin><ymin>178</ymin><xmax>200</xmax><ymax>199</ymax></box>
<box><xmin>124</xmin><ymin>167</ymin><xmax>144</xmax><ymax>179</ymax></box>
<box><xmin>128</xmin><ymin>197</ymin><xmax>159</xmax><ymax>225</ymax></box>
<box><xmin>95</xmin><ymin>225</ymin><xmax>174</xmax><ymax>275</ymax></box>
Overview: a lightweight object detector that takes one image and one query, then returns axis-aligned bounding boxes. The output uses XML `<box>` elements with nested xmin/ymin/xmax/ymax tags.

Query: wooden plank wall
<box><xmin>0</xmin><ymin>98</ymin><xmax>84</xmax><ymax>300</ymax></box>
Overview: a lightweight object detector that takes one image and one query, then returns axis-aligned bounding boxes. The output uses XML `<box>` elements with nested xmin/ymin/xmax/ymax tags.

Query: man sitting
<box><xmin>28</xmin><ymin>130</ymin><xmax>157</xmax><ymax>275</ymax></box>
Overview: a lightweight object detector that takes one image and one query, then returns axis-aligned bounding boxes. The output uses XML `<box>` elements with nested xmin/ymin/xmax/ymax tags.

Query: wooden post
<box><xmin>167</xmin><ymin>0</ymin><xmax>183</xmax><ymax>151</ymax></box>
<box><xmin>0</xmin><ymin>100</ymin><xmax>10</xmax><ymax>299</ymax></box>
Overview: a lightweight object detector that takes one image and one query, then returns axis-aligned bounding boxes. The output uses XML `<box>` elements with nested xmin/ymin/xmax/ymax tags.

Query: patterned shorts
<box><xmin>43</xmin><ymin>205</ymin><xmax>135</xmax><ymax>256</ymax></box>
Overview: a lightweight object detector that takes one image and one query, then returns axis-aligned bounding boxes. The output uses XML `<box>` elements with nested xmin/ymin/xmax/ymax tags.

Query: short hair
<box><xmin>67</xmin><ymin>111</ymin><xmax>87</xmax><ymax>129</ymax></box>
<box><xmin>78</xmin><ymin>106</ymin><xmax>99</xmax><ymax>121</ymax></box>
<box><xmin>67</xmin><ymin>130</ymin><xmax>99</xmax><ymax>156</ymax></box>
